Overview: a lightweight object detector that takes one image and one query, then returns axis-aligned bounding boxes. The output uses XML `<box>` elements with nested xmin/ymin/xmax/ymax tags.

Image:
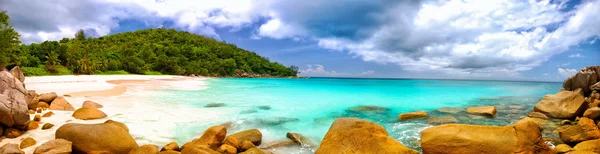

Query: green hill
<box><xmin>8</xmin><ymin>28</ymin><xmax>298</xmax><ymax>77</ymax></box>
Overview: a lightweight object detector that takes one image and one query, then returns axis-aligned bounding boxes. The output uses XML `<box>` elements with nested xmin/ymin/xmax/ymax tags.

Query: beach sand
<box><xmin>0</xmin><ymin>75</ymin><xmax>207</xmax><ymax>153</ymax></box>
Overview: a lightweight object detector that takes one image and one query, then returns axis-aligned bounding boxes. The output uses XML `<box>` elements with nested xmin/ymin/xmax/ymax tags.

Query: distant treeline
<box><xmin>0</xmin><ymin>11</ymin><xmax>298</xmax><ymax>76</ymax></box>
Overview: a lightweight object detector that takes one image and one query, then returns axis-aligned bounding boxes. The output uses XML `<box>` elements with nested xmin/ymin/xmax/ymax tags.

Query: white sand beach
<box><xmin>0</xmin><ymin>75</ymin><xmax>209</xmax><ymax>154</ymax></box>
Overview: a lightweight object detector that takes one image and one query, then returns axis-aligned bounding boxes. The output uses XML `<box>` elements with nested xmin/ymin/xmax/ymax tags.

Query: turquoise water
<box><xmin>147</xmin><ymin>78</ymin><xmax>561</xmax><ymax>152</ymax></box>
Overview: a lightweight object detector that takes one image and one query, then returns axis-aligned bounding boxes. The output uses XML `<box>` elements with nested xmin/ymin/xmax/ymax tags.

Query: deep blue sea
<box><xmin>133</xmin><ymin>78</ymin><xmax>562</xmax><ymax>153</ymax></box>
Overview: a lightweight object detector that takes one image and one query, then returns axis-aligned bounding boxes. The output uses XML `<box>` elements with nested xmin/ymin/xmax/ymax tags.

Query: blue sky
<box><xmin>1</xmin><ymin>0</ymin><xmax>599</xmax><ymax>81</ymax></box>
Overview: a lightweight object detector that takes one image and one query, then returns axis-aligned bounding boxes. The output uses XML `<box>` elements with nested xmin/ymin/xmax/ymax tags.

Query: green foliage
<box><xmin>0</xmin><ymin>11</ymin><xmax>21</xmax><ymax>67</ymax></box>
<box><xmin>75</xmin><ymin>29</ymin><xmax>86</xmax><ymax>40</ymax></box>
<box><xmin>96</xmin><ymin>70</ymin><xmax>130</xmax><ymax>75</ymax></box>
<box><xmin>22</xmin><ymin>66</ymin><xmax>49</xmax><ymax>76</ymax></box>
<box><xmin>3</xmin><ymin>18</ymin><xmax>296</xmax><ymax>76</ymax></box>
<box><xmin>143</xmin><ymin>71</ymin><xmax>163</xmax><ymax>75</ymax></box>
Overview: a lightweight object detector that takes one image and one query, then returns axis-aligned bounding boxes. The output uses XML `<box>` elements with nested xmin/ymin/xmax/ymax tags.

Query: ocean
<box><xmin>113</xmin><ymin>78</ymin><xmax>562</xmax><ymax>153</ymax></box>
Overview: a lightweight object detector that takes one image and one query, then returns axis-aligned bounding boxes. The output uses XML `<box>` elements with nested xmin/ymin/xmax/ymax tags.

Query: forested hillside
<box><xmin>0</xmin><ymin>11</ymin><xmax>298</xmax><ymax>77</ymax></box>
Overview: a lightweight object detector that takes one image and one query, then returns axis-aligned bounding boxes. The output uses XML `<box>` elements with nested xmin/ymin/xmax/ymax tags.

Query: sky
<box><xmin>1</xmin><ymin>0</ymin><xmax>599</xmax><ymax>82</ymax></box>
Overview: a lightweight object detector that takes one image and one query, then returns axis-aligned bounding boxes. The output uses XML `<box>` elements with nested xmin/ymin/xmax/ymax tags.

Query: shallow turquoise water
<box><xmin>148</xmin><ymin>78</ymin><xmax>561</xmax><ymax>152</ymax></box>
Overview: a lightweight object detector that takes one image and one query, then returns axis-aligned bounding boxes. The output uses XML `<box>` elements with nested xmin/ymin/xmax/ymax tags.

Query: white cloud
<box><xmin>299</xmin><ymin>64</ymin><xmax>346</xmax><ymax>77</ymax></box>
<box><xmin>558</xmin><ymin>68</ymin><xmax>578</xmax><ymax>78</ymax></box>
<box><xmin>568</xmin><ymin>53</ymin><xmax>583</xmax><ymax>58</ymax></box>
<box><xmin>359</xmin><ymin>70</ymin><xmax>375</xmax><ymax>76</ymax></box>
<box><xmin>543</xmin><ymin>73</ymin><xmax>549</xmax><ymax>76</ymax></box>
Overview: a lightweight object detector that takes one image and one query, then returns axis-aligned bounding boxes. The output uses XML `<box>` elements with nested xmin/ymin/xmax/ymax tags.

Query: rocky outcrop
<box><xmin>563</xmin><ymin>66</ymin><xmax>600</xmax><ymax>95</ymax></box>
<box><xmin>572</xmin><ymin>139</ymin><xmax>600</xmax><ymax>153</ymax></box>
<box><xmin>583</xmin><ymin>107</ymin><xmax>600</xmax><ymax>119</ymax></box>
<box><xmin>398</xmin><ymin>111</ymin><xmax>428</xmax><ymax>120</ymax></box>
<box><xmin>37</xmin><ymin>92</ymin><xmax>57</xmax><ymax>103</ymax></box>
<box><xmin>0</xmin><ymin>144</ymin><xmax>24</xmax><ymax>154</ymax></box>
<box><xmin>72</xmin><ymin>107</ymin><xmax>107</xmax><ymax>120</ymax></box>
<box><xmin>129</xmin><ymin>145</ymin><xmax>159</xmax><ymax>154</ymax></box>
<box><xmin>9</xmin><ymin>66</ymin><xmax>24</xmax><ymax>83</ymax></box>
<box><xmin>192</xmin><ymin>125</ymin><xmax>227</xmax><ymax>150</ymax></box>
<box><xmin>82</xmin><ymin>100</ymin><xmax>103</xmax><ymax>108</ymax></box>
<box><xmin>466</xmin><ymin>106</ymin><xmax>496</xmax><ymax>117</ymax></box>
<box><xmin>286</xmin><ymin>132</ymin><xmax>315</xmax><ymax>147</ymax></box>
<box><xmin>420</xmin><ymin>118</ymin><xmax>552</xmax><ymax>154</ymax></box>
<box><xmin>49</xmin><ymin>96</ymin><xmax>75</xmax><ymax>111</ymax></box>
<box><xmin>315</xmin><ymin>118</ymin><xmax>418</xmax><ymax>154</ymax></box>
<box><xmin>533</xmin><ymin>89</ymin><xmax>587</xmax><ymax>119</ymax></box>
<box><xmin>558</xmin><ymin>117</ymin><xmax>600</xmax><ymax>144</ymax></box>
<box><xmin>33</xmin><ymin>139</ymin><xmax>73</xmax><ymax>154</ymax></box>
<box><xmin>0</xmin><ymin>71</ymin><xmax>30</xmax><ymax>127</ymax></box>
<box><xmin>223</xmin><ymin>129</ymin><xmax>262</xmax><ymax>149</ymax></box>
<box><xmin>56</xmin><ymin>120</ymin><xmax>138</xmax><ymax>153</ymax></box>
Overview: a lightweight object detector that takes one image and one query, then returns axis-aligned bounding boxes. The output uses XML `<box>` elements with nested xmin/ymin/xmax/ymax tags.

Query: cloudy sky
<box><xmin>1</xmin><ymin>0</ymin><xmax>599</xmax><ymax>81</ymax></box>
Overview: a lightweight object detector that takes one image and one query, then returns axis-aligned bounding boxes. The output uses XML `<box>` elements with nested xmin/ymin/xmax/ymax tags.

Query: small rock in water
<box><xmin>347</xmin><ymin>105</ymin><xmax>390</xmax><ymax>113</ymax></box>
<box><xmin>466</xmin><ymin>106</ymin><xmax>497</xmax><ymax>117</ymax></box>
<box><xmin>258</xmin><ymin>117</ymin><xmax>300</xmax><ymax>126</ymax></box>
<box><xmin>257</xmin><ymin>106</ymin><xmax>271</xmax><ymax>110</ymax></box>
<box><xmin>435</xmin><ymin>107</ymin><xmax>465</xmax><ymax>114</ymax></box>
<box><xmin>205</xmin><ymin>103</ymin><xmax>226</xmax><ymax>108</ymax></box>
<box><xmin>427</xmin><ymin>116</ymin><xmax>458</xmax><ymax>125</ymax></box>
<box><xmin>240</xmin><ymin>109</ymin><xmax>258</xmax><ymax>114</ymax></box>
<box><xmin>398</xmin><ymin>111</ymin><xmax>428</xmax><ymax>121</ymax></box>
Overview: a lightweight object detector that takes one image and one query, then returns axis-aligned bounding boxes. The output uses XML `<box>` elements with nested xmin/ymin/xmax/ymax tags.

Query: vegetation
<box><xmin>0</xmin><ymin>11</ymin><xmax>297</xmax><ymax>77</ymax></box>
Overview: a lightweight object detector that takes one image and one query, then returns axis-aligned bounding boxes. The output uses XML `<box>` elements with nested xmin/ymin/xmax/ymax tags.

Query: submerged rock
<box><xmin>56</xmin><ymin>120</ymin><xmax>138</xmax><ymax>153</ymax></box>
<box><xmin>420</xmin><ymin>118</ymin><xmax>552</xmax><ymax>154</ymax></box>
<box><xmin>258</xmin><ymin>117</ymin><xmax>300</xmax><ymax>126</ymax></box>
<box><xmin>315</xmin><ymin>118</ymin><xmax>419</xmax><ymax>154</ymax></box>
<box><xmin>257</xmin><ymin>106</ymin><xmax>271</xmax><ymax>110</ymax></box>
<box><xmin>534</xmin><ymin>89</ymin><xmax>587</xmax><ymax>119</ymax></box>
<box><xmin>558</xmin><ymin>117</ymin><xmax>600</xmax><ymax>144</ymax></box>
<box><xmin>398</xmin><ymin>111</ymin><xmax>428</xmax><ymax>121</ymax></box>
<box><xmin>427</xmin><ymin>116</ymin><xmax>458</xmax><ymax>125</ymax></box>
<box><xmin>240</xmin><ymin>109</ymin><xmax>258</xmax><ymax>114</ymax></box>
<box><xmin>205</xmin><ymin>103</ymin><xmax>226</xmax><ymax>108</ymax></box>
<box><xmin>347</xmin><ymin>105</ymin><xmax>390</xmax><ymax>113</ymax></box>
<box><xmin>435</xmin><ymin>107</ymin><xmax>464</xmax><ymax>114</ymax></box>
<box><xmin>466</xmin><ymin>106</ymin><xmax>496</xmax><ymax>117</ymax></box>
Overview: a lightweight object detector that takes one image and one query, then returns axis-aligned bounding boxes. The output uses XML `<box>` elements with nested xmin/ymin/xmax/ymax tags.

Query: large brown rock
<box><xmin>82</xmin><ymin>100</ymin><xmax>103</xmax><ymax>109</ymax></box>
<box><xmin>72</xmin><ymin>107</ymin><xmax>107</xmax><ymax>120</ymax></box>
<box><xmin>33</xmin><ymin>139</ymin><xmax>73</xmax><ymax>154</ymax></box>
<box><xmin>37</xmin><ymin>92</ymin><xmax>58</xmax><ymax>103</ymax></box>
<box><xmin>192</xmin><ymin>125</ymin><xmax>227</xmax><ymax>150</ymax></box>
<box><xmin>180</xmin><ymin>145</ymin><xmax>220</xmax><ymax>154</ymax></box>
<box><xmin>0</xmin><ymin>71</ymin><xmax>30</xmax><ymax>127</ymax></box>
<box><xmin>398</xmin><ymin>111</ymin><xmax>428</xmax><ymax>121</ymax></box>
<box><xmin>223</xmin><ymin>129</ymin><xmax>262</xmax><ymax>149</ymax></box>
<box><xmin>564</xmin><ymin>66</ymin><xmax>600</xmax><ymax>94</ymax></box>
<box><xmin>315</xmin><ymin>118</ymin><xmax>418</xmax><ymax>154</ymax></box>
<box><xmin>573</xmin><ymin>139</ymin><xmax>600</xmax><ymax>153</ymax></box>
<box><xmin>0</xmin><ymin>144</ymin><xmax>24</xmax><ymax>154</ymax></box>
<box><xmin>533</xmin><ymin>89</ymin><xmax>587</xmax><ymax>119</ymax></box>
<box><xmin>49</xmin><ymin>96</ymin><xmax>75</xmax><ymax>111</ymax></box>
<box><xmin>558</xmin><ymin>117</ymin><xmax>600</xmax><ymax>144</ymax></box>
<box><xmin>25</xmin><ymin>90</ymin><xmax>39</xmax><ymax>110</ymax></box>
<box><xmin>129</xmin><ymin>144</ymin><xmax>159</xmax><ymax>154</ymax></box>
<box><xmin>9</xmin><ymin>66</ymin><xmax>24</xmax><ymax>83</ymax></box>
<box><xmin>583</xmin><ymin>107</ymin><xmax>600</xmax><ymax>119</ymax></box>
<box><xmin>56</xmin><ymin>120</ymin><xmax>138</xmax><ymax>153</ymax></box>
<box><xmin>161</xmin><ymin>142</ymin><xmax>180</xmax><ymax>151</ymax></box>
<box><xmin>420</xmin><ymin>118</ymin><xmax>552</xmax><ymax>154</ymax></box>
<box><xmin>216</xmin><ymin>144</ymin><xmax>236</xmax><ymax>154</ymax></box>
<box><xmin>466</xmin><ymin>106</ymin><xmax>496</xmax><ymax>117</ymax></box>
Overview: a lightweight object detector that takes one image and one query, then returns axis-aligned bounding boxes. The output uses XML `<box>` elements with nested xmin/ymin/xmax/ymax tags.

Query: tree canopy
<box><xmin>1</xmin><ymin>11</ymin><xmax>297</xmax><ymax>77</ymax></box>
<box><xmin>0</xmin><ymin>11</ymin><xmax>21</xmax><ymax>68</ymax></box>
